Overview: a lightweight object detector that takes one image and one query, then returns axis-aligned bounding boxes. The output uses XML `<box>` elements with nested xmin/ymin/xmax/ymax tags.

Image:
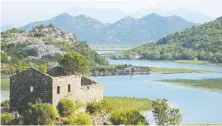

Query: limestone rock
<box><xmin>23</xmin><ymin>43</ymin><xmax>65</xmax><ymax>59</ymax></box>
<box><xmin>90</xmin><ymin>111</ymin><xmax>112</xmax><ymax>125</ymax></box>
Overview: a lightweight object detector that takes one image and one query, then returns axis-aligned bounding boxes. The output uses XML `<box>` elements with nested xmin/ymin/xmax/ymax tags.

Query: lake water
<box><xmin>1</xmin><ymin>51</ymin><xmax>222</xmax><ymax>123</ymax></box>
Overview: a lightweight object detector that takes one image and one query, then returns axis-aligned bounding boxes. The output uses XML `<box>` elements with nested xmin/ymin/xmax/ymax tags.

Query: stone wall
<box><xmin>10</xmin><ymin>68</ymin><xmax>53</xmax><ymax>113</ymax></box>
<box><xmin>78</xmin><ymin>84</ymin><xmax>104</xmax><ymax>103</ymax></box>
<box><xmin>10</xmin><ymin>68</ymin><xmax>104</xmax><ymax>112</ymax></box>
<box><xmin>52</xmin><ymin>75</ymin><xmax>103</xmax><ymax>106</ymax></box>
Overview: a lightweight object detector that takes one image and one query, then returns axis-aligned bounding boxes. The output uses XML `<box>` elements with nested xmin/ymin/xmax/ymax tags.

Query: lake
<box><xmin>1</xmin><ymin>53</ymin><xmax>222</xmax><ymax>123</ymax></box>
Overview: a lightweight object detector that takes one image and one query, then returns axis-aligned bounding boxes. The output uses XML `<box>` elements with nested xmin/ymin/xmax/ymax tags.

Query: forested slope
<box><xmin>112</xmin><ymin>17</ymin><xmax>222</xmax><ymax>63</ymax></box>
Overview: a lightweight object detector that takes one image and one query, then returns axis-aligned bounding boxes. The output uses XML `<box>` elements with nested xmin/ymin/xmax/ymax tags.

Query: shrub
<box><xmin>86</xmin><ymin>101</ymin><xmax>103</xmax><ymax>115</ymax></box>
<box><xmin>17</xmin><ymin>63</ymin><xmax>30</xmax><ymax>72</ymax></box>
<box><xmin>111</xmin><ymin>109</ymin><xmax>148</xmax><ymax>125</ymax></box>
<box><xmin>48</xmin><ymin>23</ymin><xmax>55</xmax><ymax>28</ymax></box>
<box><xmin>37</xmin><ymin>24</ymin><xmax>45</xmax><ymax>29</ymax></box>
<box><xmin>23</xmin><ymin>101</ymin><xmax>58</xmax><ymax>125</ymax></box>
<box><xmin>0</xmin><ymin>113</ymin><xmax>16</xmax><ymax>125</ymax></box>
<box><xmin>100</xmin><ymin>100</ymin><xmax>113</xmax><ymax>112</ymax></box>
<box><xmin>1</xmin><ymin>52</ymin><xmax>8</xmax><ymax>63</ymax></box>
<box><xmin>152</xmin><ymin>99</ymin><xmax>182</xmax><ymax>125</ymax></box>
<box><xmin>86</xmin><ymin>100</ymin><xmax>113</xmax><ymax>115</ymax></box>
<box><xmin>57</xmin><ymin>98</ymin><xmax>77</xmax><ymax>117</ymax></box>
<box><xmin>34</xmin><ymin>33</ymin><xmax>45</xmax><ymax>37</ymax></box>
<box><xmin>63</xmin><ymin>113</ymin><xmax>92</xmax><ymax>125</ymax></box>
<box><xmin>39</xmin><ymin>63</ymin><xmax>47</xmax><ymax>73</ymax></box>
<box><xmin>1</xmin><ymin>99</ymin><xmax>10</xmax><ymax>110</ymax></box>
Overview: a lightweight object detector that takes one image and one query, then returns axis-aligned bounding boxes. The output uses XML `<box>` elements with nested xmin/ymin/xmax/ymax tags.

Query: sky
<box><xmin>1</xmin><ymin>0</ymin><xmax>222</xmax><ymax>27</ymax></box>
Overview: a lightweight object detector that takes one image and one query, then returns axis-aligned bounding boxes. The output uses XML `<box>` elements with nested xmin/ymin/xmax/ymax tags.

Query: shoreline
<box><xmin>157</xmin><ymin>78</ymin><xmax>222</xmax><ymax>93</ymax></box>
<box><xmin>109</xmin><ymin>58</ymin><xmax>222</xmax><ymax>66</ymax></box>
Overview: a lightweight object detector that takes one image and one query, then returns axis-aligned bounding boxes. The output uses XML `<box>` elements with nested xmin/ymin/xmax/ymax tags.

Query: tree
<box><xmin>57</xmin><ymin>98</ymin><xmax>77</xmax><ymax>117</ymax></box>
<box><xmin>23</xmin><ymin>101</ymin><xmax>58</xmax><ymax>125</ymax></box>
<box><xmin>40</xmin><ymin>63</ymin><xmax>47</xmax><ymax>73</ymax></box>
<box><xmin>152</xmin><ymin>99</ymin><xmax>182</xmax><ymax>125</ymax></box>
<box><xmin>59</xmin><ymin>52</ymin><xmax>89</xmax><ymax>75</ymax></box>
<box><xmin>0</xmin><ymin>113</ymin><xmax>16</xmax><ymax>125</ymax></box>
<box><xmin>48</xmin><ymin>23</ymin><xmax>55</xmax><ymax>28</ymax></box>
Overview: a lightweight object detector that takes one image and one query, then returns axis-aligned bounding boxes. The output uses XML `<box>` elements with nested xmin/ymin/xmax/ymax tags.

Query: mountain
<box><xmin>20</xmin><ymin>13</ymin><xmax>196</xmax><ymax>45</ymax></box>
<box><xmin>112</xmin><ymin>17</ymin><xmax>222</xmax><ymax>63</ymax></box>
<box><xmin>170</xmin><ymin>8</ymin><xmax>213</xmax><ymax>24</ymax></box>
<box><xmin>66</xmin><ymin>6</ymin><xmax>129</xmax><ymax>23</ymax></box>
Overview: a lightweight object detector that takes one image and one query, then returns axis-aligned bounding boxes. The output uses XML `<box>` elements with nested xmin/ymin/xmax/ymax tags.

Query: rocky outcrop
<box><xmin>3</xmin><ymin>26</ymin><xmax>78</xmax><ymax>44</ymax></box>
<box><xmin>29</xmin><ymin>27</ymin><xmax>77</xmax><ymax>42</ymax></box>
<box><xmin>23</xmin><ymin>43</ymin><xmax>65</xmax><ymax>59</ymax></box>
<box><xmin>90</xmin><ymin>111</ymin><xmax>112</xmax><ymax>125</ymax></box>
<box><xmin>91</xmin><ymin>66</ymin><xmax>151</xmax><ymax>76</ymax></box>
<box><xmin>3</xmin><ymin>33</ymin><xmax>42</xmax><ymax>44</ymax></box>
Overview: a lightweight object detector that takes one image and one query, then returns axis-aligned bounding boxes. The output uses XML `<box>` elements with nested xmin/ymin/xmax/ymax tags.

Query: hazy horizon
<box><xmin>1</xmin><ymin>0</ymin><xmax>222</xmax><ymax>27</ymax></box>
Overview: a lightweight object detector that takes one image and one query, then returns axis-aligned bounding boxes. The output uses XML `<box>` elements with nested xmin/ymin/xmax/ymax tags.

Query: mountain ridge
<box><xmin>20</xmin><ymin>13</ymin><xmax>197</xmax><ymax>45</ymax></box>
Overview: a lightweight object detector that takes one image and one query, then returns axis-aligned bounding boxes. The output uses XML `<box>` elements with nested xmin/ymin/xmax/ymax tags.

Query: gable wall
<box><xmin>10</xmin><ymin>69</ymin><xmax>53</xmax><ymax>112</ymax></box>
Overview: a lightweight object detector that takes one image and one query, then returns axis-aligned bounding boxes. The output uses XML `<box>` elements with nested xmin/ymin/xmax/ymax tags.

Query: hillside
<box><xmin>1</xmin><ymin>25</ymin><xmax>108</xmax><ymax>71</ymax></box>
<box><xmin>19</xmin><ymin>13</ymin><xmax>196</xmax><ymax>46</ymax></box>
<box><xmin>112</xmin><ymin>17</ymin><xmax>222</xmax><ymax>63</ymax></box>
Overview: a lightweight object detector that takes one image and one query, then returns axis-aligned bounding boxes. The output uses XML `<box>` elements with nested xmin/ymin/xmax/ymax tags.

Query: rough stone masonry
<box><xmin>10</xmin><ymin>67</ymin><xmax>103</xmax><ymax>113</ymax></box>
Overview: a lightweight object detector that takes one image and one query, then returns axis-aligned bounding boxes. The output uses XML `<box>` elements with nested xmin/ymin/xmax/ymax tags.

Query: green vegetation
<box><xmin>175</xmin><ymin>60</ymin><xmax>222</xmax><ymax>65</ymax></box>
<box><xmin>0</xmin><ymin>113</ymin><xmax>17</xmax><ymax>125</ymax></box>
<box><xmin>23</xmin><ymin>101</ymin><xmax>59</xmax><ymax>125</ymax></box>
<box><xmin>1</xmin><ymin>99</ymin><xmax>10</xmax><ymax>110</ymax></box>
<box><xmin>104</xmin><ymin>97</ymin><xmax>152</xmax><ymax>111</ymax></box>
<box><xmin>1</xmin><ymin>79</ymin><xmax>10</xmax><ymax>90</ymax></box>
<box><xmin>86</xmin><ymin>100</ymin><xmax>112</xmax><ymax>115</ymax></box>
<box><xmin>0</xmin><ymin>97</ymin><xmax>182</xmax><ymax>125</ymax></box>
<box><xmin>48</xmin><ymin>23</ymin><xmax>55</xmax><ymax>28</ymax></box>
<box><xmin>63</xmin><ymin>113</ymin><xmax>92</xmax><ymax>125</ymax></box>
<box><xmin>111</xmin><ymin>109</ymin><xmax>148</xmax><ymax>125</ymax></box>
<box><xmin>112</xmin><ymin>17</ymin><xmax>222</xmax><ymax>63</ymax></box>
<box><xmin>1</xmin><ymin>28</ymin><xmax>24</xmax><ymax>38</ymax></box>
<box><xmin>37</xmin><ymin>24</ymin><xmax>45</xmax><ymax>29</ymax></box>
<box><xmin>152</xmin><ymin>99</ymin><xmax>182</xmax><ymax>125</ymax></box>
<box><xmin>1</xmin><ymin>26</ymin><xmax>108</xmax><ymax>76</ymax></box>
<box><xmin>159</xmin><ymin>78</ymin><xmax>222</xmax><ymax>92</ymax></box>
<box><xmin>59</xmin><ymin>52</ymin><xmax>89</xmax><ymax>75</ymax></box>
<box><xmin>150</xmin><ymin>67</ymin><xmax>213</xmax><ymax>73</ymax></box>
<box><xmin>57</xmin><ymin>98</ymin><xmax>77</xmax><ymax>117</ymax></box>
<box><xmin>39</xmin><ymin>63</ymin><xmax>48</xmax><ymax>73</ymax></box>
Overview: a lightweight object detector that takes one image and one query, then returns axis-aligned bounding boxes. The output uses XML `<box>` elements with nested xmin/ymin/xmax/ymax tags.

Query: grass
<box><xmin>104</xmin><ymin>96</ymin><xmax>152</xmax><ymax>111</ymax></box>
<box><xmin>1</xmin><ymin>73</ymin><xmax>11</xmax><ymax>78</ymax></box>
<box><xmin>158</xmin><ymin>78</ymin><xmax>222</xmax><ymax>92</ymax></box>
<box><xmin>150</xmin><ymin>67</ymin><xmax>213</xmax><ymax>73</ymax></box>
<box><xmin>1</xmin><ymin>79</ymin><xmax>10</xmax><ymax>90</ymax></box>
<box><xmin>174</xmin><ymin>60</ymin><xmax>222</xmax><ymax>66</ymax></box>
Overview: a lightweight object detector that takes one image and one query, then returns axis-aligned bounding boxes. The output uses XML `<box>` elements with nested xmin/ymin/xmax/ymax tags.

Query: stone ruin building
<box><xmin>10</xmin><ymin>67</ymin><xmax>103</xmax><ymax>112</ymax></box>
